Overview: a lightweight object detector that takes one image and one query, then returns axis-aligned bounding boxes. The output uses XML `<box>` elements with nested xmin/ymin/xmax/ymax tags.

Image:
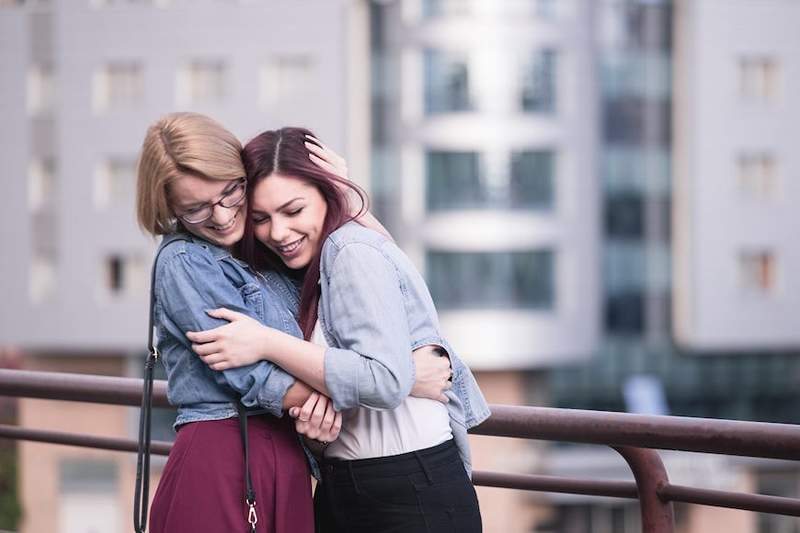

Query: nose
<box><xmin>270</xmin><ymin>216</ymin><xmax>290</xmax><ymax>243</ymax></box>
<box><xmin>210</xmin><ymin>203</ymin><xmax>236</xmax><ymax>225</ymax></box>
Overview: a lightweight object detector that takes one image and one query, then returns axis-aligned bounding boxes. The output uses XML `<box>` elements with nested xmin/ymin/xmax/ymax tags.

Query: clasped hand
<box><xmin>186</xmin><ymin>308</ymin><xmax>268</xmax><ymax>371</ymax></box>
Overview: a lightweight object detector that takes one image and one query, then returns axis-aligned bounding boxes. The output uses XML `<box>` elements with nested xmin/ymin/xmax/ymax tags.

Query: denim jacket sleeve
<box><xmin>322</xmin><ymin>242</ymin><xmax>414</xmax><ymax>411</ymax></box>
<box><xmin>158</xmin><ymin>245</ymin><xmax>296</xmax><ymax>416</ymax></box>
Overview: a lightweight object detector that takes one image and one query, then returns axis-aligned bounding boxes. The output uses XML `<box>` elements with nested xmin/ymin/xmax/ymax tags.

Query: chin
<box><xmin>285</xmin><ymin>256</ymin><xmax>312</xmax><ymax>271</ymax></box>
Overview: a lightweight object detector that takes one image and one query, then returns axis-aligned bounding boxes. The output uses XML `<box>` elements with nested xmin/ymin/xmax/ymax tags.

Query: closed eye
<box><xmin>252</xmin><ymin>214</ymin><xmax>270</xmax><ymax>224</ymax></box>
<box><xmin>287</xmin><ymin>208</ymin><xmax>303</xmax><ymax>216</ymax></box>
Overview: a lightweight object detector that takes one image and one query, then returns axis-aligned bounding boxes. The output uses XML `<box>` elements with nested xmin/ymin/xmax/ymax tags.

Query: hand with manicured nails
<box><xmin>289</xmin><ymin>391</ymin><xmax>342</xmax><ymax>444</ymax></box>
<box><xmin>186</xmin><ymin>308</ymin><xmax>271</xmax><ymax>371</ymax></box>
<box><xmin>305</xmin><ymin>134</ymin><xmax>349</xmax><ymax>179</ymax></box>
<box><xmin>305</xmin><ymin>134</ymin><xmax>394</xmax><ymax>241</ymax></box>
<box><xmin>410</xmin><ymin>346</ymin><xmax>452</xmax><ymax>404</ymax></box>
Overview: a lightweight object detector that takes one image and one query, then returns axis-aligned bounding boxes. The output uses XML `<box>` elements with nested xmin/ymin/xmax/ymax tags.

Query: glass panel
<box><xmin>422</xmin><ymin>0</ymin><xmax>470</xmax><ymax>18</ymax></box>
<box><xmin>509</xmin><ymin>150</ymin><xmax>555</xmax><ymax>209</ymax></box>
<box><xmin>259</xmin><ymin>56</ymin><xmax>315</xmax><ymax>110</ymax></box>
<box><xmin>186</xmin><ymin>60</ymin><xmax>225</xmax><ymax>104</ymax></box>
<box><xmin>427</xmin><ymin>150</ymin><xmax>554</xmax><ymax>210</ymax></box>
<box><xmin>427</xmin><ymin>250</ymin><xmax>555</xmax><ymax>310</ymax></box>
<box><xmin>521</xmin><ymin>49</ymin><xmax>557</xmax><ymax>113</ymax></box>
<box><xmin>603</xmin><ymin>97</ymin><xmax>671</xmax><ymax>145</ymax></box>
<box><xmin>605</xmin><ymin>193</ymin><xmax>643</xmax><ymax>239</ymax></box>
<box><xmin>602</xmin><ymin>49</ymin><xmax>671</xmax><ymax>100</ymax></box>
<box><xmin>424</xmin><ymin>49</ymin><xmax>472</xmax><ymax>114</ymax></box>
<box><xmin>426</xmin><ymin>151</ymin><xmax>482</xmax><ymax>210</ymax></box>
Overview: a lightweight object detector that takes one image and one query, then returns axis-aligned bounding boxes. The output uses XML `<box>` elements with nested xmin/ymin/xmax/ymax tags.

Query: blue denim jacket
<box><xmin>154</xmin><ymin>233</ymin><xmax>320</xmax><ymax>477</ymax></box>
<box><xmin>317</xmin><ymin>222</ymin><xmax>491</xmax><ymax>475</ymax></box>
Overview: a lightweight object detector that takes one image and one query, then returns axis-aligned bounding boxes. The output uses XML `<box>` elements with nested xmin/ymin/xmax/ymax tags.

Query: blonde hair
<box><xmin>136</xmin><ymin>112</ymin><xmax>244</xmax><ymax>236</ymax></box>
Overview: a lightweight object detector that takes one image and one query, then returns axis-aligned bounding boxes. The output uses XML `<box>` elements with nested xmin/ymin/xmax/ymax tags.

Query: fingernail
<box><xmin>289</xmin><ymin>407</ymin><xmax>299</xmax><ymax>417</ymax></box>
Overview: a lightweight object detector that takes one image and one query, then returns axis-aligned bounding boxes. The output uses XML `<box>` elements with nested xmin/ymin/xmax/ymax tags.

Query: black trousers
<box><xmin>314</xmin><ymin>440</ymin><xmax>482</xmax><ymax>533</ymax></box>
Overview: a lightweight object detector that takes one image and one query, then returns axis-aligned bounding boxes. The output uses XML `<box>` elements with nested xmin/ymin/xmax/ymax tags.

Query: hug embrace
<box><xmin>134</xmin><ymin>112</ymin><xmax>489</xmax><ymax>533</ymax></box>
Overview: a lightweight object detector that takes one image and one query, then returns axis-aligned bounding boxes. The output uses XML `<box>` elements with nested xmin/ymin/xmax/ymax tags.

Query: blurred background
<box><xmin>0</xmin><ymin>0</ymin><xmax>799</xmax><ymax>531</ymax></box>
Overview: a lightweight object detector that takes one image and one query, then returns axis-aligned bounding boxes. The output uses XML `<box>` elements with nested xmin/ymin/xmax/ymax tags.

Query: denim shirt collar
<box><xmin>160</xmin><ymin>232</ymin><xmax>233</xmax><ymax>261</ymax></box>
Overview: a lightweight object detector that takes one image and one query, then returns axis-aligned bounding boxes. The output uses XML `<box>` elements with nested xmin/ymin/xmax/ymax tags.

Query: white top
<box><xmin>311</xmin><ymin>320</ymin><xmax>452</xmax><ymax>460</ymax></box>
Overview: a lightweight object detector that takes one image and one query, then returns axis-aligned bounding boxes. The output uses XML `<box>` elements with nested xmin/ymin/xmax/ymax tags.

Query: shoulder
<box><xmin>321</xmin><ymin>222</ymin><xmax>393</xmax><ymax>268</ymax></box>
<box><xmin>155</xmin><ymin>233</ymin><xmax>223</xmax><ymax>275</ymax></box>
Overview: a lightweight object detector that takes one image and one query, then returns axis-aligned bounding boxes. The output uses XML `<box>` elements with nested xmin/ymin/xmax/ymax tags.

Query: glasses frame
<box><xmin>175</xmin><ymin>178</ymin><xmax>247</xmax><ymax>225</ymax></box>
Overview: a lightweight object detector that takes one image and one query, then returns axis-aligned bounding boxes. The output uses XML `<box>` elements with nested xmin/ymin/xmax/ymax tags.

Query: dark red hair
<box><xmin>238</xmin><ymin>127</ymin><xmax>367</xmax><ymax>340</ymax></box>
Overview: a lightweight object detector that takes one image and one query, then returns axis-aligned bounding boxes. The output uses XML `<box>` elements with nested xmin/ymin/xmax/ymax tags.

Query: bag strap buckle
<box><xmin>247</xmin><ymin>499</ymin><xmax>258</xmax><ymax>530</ymax></box>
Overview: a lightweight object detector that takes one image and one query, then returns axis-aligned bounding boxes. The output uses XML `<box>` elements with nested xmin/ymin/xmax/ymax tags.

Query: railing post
<box><xmin>614</xmin><ymin>446</ymin><xmax>675</xmax><ymax>533</ymax></box>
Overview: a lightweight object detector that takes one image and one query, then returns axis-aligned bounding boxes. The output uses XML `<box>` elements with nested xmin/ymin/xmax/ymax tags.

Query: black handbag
<box><xmin>133</xmin><ymin>239</ymin><xmax>258</xmax><ymax>533</ymax></box>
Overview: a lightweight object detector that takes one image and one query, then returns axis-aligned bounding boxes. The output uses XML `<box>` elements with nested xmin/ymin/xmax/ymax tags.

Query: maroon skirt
<box><xmin>149</xmin><ymin>415</ymin><xmax>314</xmax><ymax>533</ymax></box>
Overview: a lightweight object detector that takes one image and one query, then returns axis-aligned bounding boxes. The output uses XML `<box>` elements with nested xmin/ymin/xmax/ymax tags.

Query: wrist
<box><xmin>259</xmin><ymin>325</ymin><xmax>276</xmax><ymax>360</ymax></box>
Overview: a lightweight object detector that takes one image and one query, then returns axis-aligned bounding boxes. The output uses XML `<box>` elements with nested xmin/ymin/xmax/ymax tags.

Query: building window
<box><xmin>30</xmin><ymin>252</ymin><xmax>56</xmax><ymax>303</ymax></box>
<box><xmin>421</xmin><ymin>0</ymin><xmax>470</xmax><ymax>18</ymax></box>
<box><xmin>259</xmin><ymin>55</ymin><xmax>315</xmax><ymax>111</ymax></box>
<box><xmin>94</xmin><ymin>158</ymin><xmax>137</xmax><ymax>209</ymax></box>
<box><xmin>738</xmin><ymin>251</ymin><xmax>776</xmax><ymax>294</ymax></box>
<box><xmin>602</xmin><ymin>50</ymin><xmax>672</xmax><ymax>100</ymax></box>
<box><xmin>426</xmin><ymin>150</ymin><xmax>555</xmax><ymax>211</ymax></box>
<box><xmin>101</xmin><ymin>254</ymin><xmax>146</xmax><ymax>297</ymax></box>
<box><xmin>426</xmin><ymin>151</ymin><xmax>482</xmax><ymax>210</ymax></box>
<box><xmin>427</xmin><ymin>250</ymin><xmax>555</xmax><ymax>310</ymax></box>
<box><xmin>604</xmin><ymin>99</ymin><xmax>671</xmax><ymax>145</ymax></box>
<box><xmin>739</xmin><ymin>56</ymin><xmax>778</xmax><ymax>102</ymax></box>
<box><xmin>605</xmin><ymin>194</ymin><xmax>643</xmax><ymax>239</ymax></box>
<box><xmin>605</xmin><ymin>291</ymin><xmax>644</xmax><ymax>334</ymax></box>
<box><xmin>177</xmin><ymin>60</ymin><xmax>226</xmax><ymax>106</ymax></box>
<box><xmin>27</xmin><ymin>64</ymin><xmax>54</xmax><ymax>116</ymax></box>
<box><xmin>510</xmin><ymin>150</ymin><xmax>555</xmax><ymax>209</ymax></box>
<box><xmin>521</xmin><ymin>49</ymin><xmax>557</xmax><ymax>113</ymax></box>
<box><xmin>533</xmin><ymin>0</ymin><xmax>557</xmax><ymax>18</ymax></box>
<box><xmin>28</xmin><ymin>158</ymin><xmax>56</xmax><ymax>212</ymax></box>
<box><xmin>424</xmin><ymin>49</ymin><xmax>473</xmax><ymax>114</ymax></box>
<box><xmin>93</xmin><ymin>62</ymin><xmax>143</xmax><ymax>112</ymax></box>
<box><xmin>737</xmin><ymin>152</ymin><xmax>776</xmax><ymax>199</ymax></box>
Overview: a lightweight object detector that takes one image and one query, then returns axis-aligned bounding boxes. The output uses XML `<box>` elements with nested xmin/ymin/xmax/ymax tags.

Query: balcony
<box><xmin>0</xmin><ymin>368</ymin><xmax>798</xmax><ymax>532</ymax></box>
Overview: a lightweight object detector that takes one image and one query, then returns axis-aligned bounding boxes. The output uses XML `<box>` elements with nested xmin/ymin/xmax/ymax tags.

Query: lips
<box><xmin>275</xmin><ymin>236</ymin><xmax>305</xmax><ymax>258</ymax></box>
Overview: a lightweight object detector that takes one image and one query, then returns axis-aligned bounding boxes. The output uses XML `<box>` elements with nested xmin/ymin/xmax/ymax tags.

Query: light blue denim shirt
<box><xmin>154</xmin><ymin>233</ymin><xmax>320</xmax><ymax>477</ymax></box>
<box><xmin>317</xmin><ymin>222</ymin><xmax>491</xmax><ymax>475</ymax></box>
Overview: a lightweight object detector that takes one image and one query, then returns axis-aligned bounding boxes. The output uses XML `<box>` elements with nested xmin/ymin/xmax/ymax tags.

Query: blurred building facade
<box><xmin>370</xmin><ymin>0</ymin><xmax>600</xmax><ymax>372</ymax></box>
<box><xmin>368</xmin><ymin>1</ymin><xmax>800</xmax><ymax>532</ymax></box>
<box><xmin>1</xmin><ymin>0</ymin><xmax>799</xmax><ymax>532</ymax></box>
<box><xmin>0</xmin><ymin>1</ymin><xmax>369</xmax><ymax>531</ymax></box>
<box><xmin>673</xmin><ymin>0</ymin><xmax>800</xmax><ymax>351</ymax></box>
<box><xmin>548</xmin><ymin>0</ymin><xmax>800</xmax><ymax>531</ymax></box>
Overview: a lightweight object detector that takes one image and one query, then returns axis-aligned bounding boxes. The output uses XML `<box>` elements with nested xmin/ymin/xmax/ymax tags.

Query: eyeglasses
<box><xmin>175</xmin><ymin>178</ymin><xmax>247</xmax><ymax>225</ymax></box>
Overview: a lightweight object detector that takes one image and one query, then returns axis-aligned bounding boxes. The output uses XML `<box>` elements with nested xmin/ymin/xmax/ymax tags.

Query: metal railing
<box><xmin>1</xmin><ymin>369</ymin><xmax>799</xmax><ymax>532</ymax></box>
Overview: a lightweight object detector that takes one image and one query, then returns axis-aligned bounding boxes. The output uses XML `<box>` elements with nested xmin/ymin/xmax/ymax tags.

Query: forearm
<box><xmin>282</xmin><ymin>380</ymin><xmax>316</xmax><ymax>409</ymax></box>
<box><xmin>262</xmin><ymin>329</ymin><xmax>330</xmax><ymax>396</ymax></box>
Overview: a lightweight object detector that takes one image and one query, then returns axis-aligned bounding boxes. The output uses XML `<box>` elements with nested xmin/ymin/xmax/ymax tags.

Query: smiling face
<box><xmin>168</xmin><ymin>174</ymin><xmax>246</xmax><ymax>248</ymax></box>
<box><xmin>251</xmin><ymin>172</ymin><xmax>328</xmax><ymax>270</ymax></box>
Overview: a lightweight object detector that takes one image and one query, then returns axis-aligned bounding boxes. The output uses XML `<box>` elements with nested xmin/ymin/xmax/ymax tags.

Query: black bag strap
<box><xmin>133</xmin><ymin>236</ymin><xmax>258</xmax><ymax>532</ymax></box>
<box><xmin>238</xmin><ymin>402</ymin><xmax>258</xmax><ymax>533</ymax></box>
<box><xmin>134</xmin><ymin>238</ymin><xmax>177</xmax><ymax>533</ymax></box>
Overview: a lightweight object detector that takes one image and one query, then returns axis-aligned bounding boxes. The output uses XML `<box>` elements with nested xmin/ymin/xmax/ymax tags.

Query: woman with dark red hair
<box><xmin>188</xmin><ymin>127</ymin><xmax>489</xmax><ymax>532</ymax></box>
